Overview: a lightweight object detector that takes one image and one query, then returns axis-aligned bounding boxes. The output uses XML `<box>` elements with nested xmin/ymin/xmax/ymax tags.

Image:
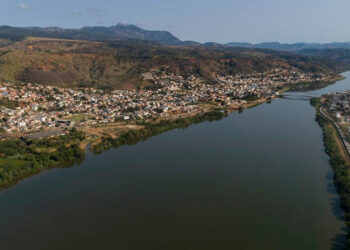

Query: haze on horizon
<box><xmin>0</xmin><ymin>0</ymin><xmax>349</xmax><ymax>44</ymax></box>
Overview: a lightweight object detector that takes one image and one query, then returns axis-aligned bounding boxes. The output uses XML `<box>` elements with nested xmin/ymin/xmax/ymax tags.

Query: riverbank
<box><xmin>91</xmin><ymin>109</ymin><xmax>228</xmax><ymax>154</ymax></box>
<box><xmin>2</xmin><ymin>75</ymin><xmax>348</xmax><ymax>250</ymax></box>
<box><xmin>84</xmin><ymin>74</ymin><xmax>344</xmax><ymax>154</ymax></box>
<box><xmin>0</xmin><ymin>128</ymin><xmax>86</xmax><ymax>190</ymax></box>
<box><xmin>311</xmin><ymin>98</ymin><xmax>350</xmax><ymax>247</ymax></box>
<box><xmin>0</xmin><ymin>76</ymin><xmax>342</xmax><ymax>190</ymax></box>
<box><xmin>0</xmin><ymin>109</ymin><xmax>227</xmax><ymax>189</ymax></box>
<box><xmin>284</xmin><ymin>76</ymin><xmax>344</xmax><ymax>92</ymax></box>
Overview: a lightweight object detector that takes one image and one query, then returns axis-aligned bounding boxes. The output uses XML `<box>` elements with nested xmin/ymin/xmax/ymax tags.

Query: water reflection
<box><xmin>0</xmin><ymin>73</ymin><xmax>350</xmax><ymax>250</ymax></box>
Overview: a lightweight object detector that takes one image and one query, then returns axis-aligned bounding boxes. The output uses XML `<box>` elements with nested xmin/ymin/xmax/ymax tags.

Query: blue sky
<box><xmin>1</xmin><ymin>0</ymin><xmax>349</xmax><ymax>43</ymax></box>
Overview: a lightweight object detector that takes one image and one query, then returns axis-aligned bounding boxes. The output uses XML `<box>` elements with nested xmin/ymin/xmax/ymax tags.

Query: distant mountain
<box><xmin>2</xmin><ymin>24</ymin><xmax>350</xmax><ymax>51</ymax></box>
<box><xmin>224</xmin><ymin>42</ymin><xmax>350</xmax><ymax>70</ymax></box>
<box><xmin>81</xmin><ymin>24</ymin><xmax>181</xmax><ymax>44</ymax></box>
<box><xmin>202</xmin><ymin>42</ymin><xmax>224</xmax><ymax>47</ymax></box>
<box><xmin>180</xmin><ymin>40</ymin><xmax>202</xmax><ymax>46</ymax></box>
<box><xmin>225</xmin><ymin>42</ymin><xmax>350</xmax><ymax>51</ymax></box>
<box><xmin>295</xmin><ymin>48</ymin><xmax>350</xmax><ymax>68</ymax></box>
<box><xmin>0</xmin><ymin>24</ymin><xmax>181</xmax><ymax>45</ymax></box>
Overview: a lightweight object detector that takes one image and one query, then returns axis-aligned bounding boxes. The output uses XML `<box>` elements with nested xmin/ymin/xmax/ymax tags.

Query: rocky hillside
<box><xmin>0</xmin><ymin>38</ymin><xmax>342</xmax><ymax>90</ymax></box>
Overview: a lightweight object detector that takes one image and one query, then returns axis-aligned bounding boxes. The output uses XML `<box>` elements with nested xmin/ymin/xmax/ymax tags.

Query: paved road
<box><xmin>319</xmin><ymin>107</ymin><xmax>350</xmax><ymax>158</ymax></box>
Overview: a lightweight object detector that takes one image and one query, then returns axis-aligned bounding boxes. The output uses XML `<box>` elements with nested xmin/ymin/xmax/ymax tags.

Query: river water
<box><xmin>1</xmin><ymin>72</ymin><xmax>350</xmax><ymax>250</ymax></box>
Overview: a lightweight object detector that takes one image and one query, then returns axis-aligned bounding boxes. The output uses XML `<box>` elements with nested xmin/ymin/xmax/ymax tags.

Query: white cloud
<box><xmin>18</xmin><ymin>4</ymin><xmax>29</xmax><ymax>10</ymax></box>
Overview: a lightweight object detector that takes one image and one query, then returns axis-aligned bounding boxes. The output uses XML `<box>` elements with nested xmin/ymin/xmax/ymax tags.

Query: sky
<box><xmin>0</xmin><ymin>0</ymin><xmax>349</xmax><ymax>43</ymax></box>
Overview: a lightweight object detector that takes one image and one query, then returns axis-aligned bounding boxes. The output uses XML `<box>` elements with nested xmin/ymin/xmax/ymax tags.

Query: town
<box><xmin>321</xmin><ymin>92</ymin><xmax>350</xmax><ymax>124</ymax></box>
<box><xmin>320</xmin><ymin>91</ymin><xmax>350</xmax><ymax>144</ymax></box>
<box><xmin>0</xmin><ymin>68</ymin><xmax>337</xmax><ymax>137</ymax></box>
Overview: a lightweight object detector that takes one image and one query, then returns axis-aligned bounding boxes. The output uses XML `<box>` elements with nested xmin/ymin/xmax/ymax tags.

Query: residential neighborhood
<box><xmin>0</xmin><ymin>68</ymin><xmax>337</xmax><ymax>136</ymax></box>
<box><xmin>321</xmin><ymin>91</ymin><xmax>350</xmax><ymax>124</ymax></box>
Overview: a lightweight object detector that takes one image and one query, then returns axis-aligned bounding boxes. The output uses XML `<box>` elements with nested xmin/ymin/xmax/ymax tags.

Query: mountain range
<box><xmin>0</xmin><ymin>24</ymin><xmax>349</xmax><ymax>89</ymax></box>
<box><xmin>224</xmin><ymin>42</ymin><xmax>350</xmax><ymax>51</ymax></box>
<box><xmin>1</xmin><ymin>24</ymin><xmax>350</xmax><ymax>51</ymax></box>
<box><xmin>0</xmin><ymin>24</ymin><xmax>181</xmax><ymax>45</ymax></box>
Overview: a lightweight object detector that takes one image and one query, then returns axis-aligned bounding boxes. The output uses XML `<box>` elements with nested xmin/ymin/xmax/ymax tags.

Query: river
<box><xmin>1</xmin><ymin>72</ymin><xmax>350</xmax><ymax>250</ymax></box>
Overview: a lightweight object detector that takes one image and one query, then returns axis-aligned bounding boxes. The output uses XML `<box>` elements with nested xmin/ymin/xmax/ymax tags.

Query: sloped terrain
<box><xmin>295</xmin><ymin>48</ymin><xmax>350</xmax><ymax>68</ymax></box>
<box><xmin>0</xmin><ymin>24</ymin><xmax>181</xmax><ymax>45</ymax></box>
<box><xmin>0</xmin><ymin>38</ymin><xmax>342</xmax><ymax>89</ymax></box>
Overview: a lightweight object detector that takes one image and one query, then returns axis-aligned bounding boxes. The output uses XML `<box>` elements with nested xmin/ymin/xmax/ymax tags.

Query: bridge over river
<box><xmin>278</xmin><ymin>93</ymin><xmax>317</xmax><ymax>100</ymax></box>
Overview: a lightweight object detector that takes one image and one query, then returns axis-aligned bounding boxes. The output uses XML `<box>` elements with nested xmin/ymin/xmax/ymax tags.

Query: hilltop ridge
<box><xmin>0</xmin><ymin>37</ymin><xmax>343</xmax><ymax>89</ymax></box>
<box><xmin>1</xmin><ymin>24</ymin><xmax>350</xmax><ymax>50</ymax></box>
<box><xmin>0</xmin><ymin>24</ymin><xmax>181</xmax><ymax>45</ymax></box>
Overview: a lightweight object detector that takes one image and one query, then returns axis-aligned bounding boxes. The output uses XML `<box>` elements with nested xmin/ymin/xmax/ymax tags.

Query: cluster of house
<box><xmin>322</xmin><ymin>92</ymin><xmax>350</xmax><ymax>125</ymax></box>
<box><xmin>217</xmin><ymin>68</ymin><xmax>330</xmax><ymax>97</ymax></box>
<box><xmin>0</xmin><ymin>68</ymin><xmax>337</xmax><ymax>134</ymax></box>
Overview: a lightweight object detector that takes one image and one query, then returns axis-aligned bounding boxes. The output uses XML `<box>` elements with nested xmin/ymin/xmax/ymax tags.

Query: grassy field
<box><xmin>67</xmin><ymin>114</ymin><xmax>91</xmax><ymax>122</ymax></box>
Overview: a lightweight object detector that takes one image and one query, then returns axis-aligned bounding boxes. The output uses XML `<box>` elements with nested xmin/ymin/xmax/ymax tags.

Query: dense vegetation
<box><xmin>242</xmin><ymin>94</ymin><xmax>260</xmax><ymax>101</ymax></box>
<box><xmin>92</xmin><ymin>110</ymin><xmax>228</xmax><ymax>153</ymax></box>
<box><xmin>312</xmin><ymin>98</ymin><xmax>350</xmax><ymax>248</ymax></box>
<box><xmin>0</xmin><ymin>98</ymin><xmax>19</xmax><ymax>109</ymax></box>
<box><xmin>0</xmin><ymin>128</ymin><xmax>85</xmax><ymax>188</ymax></box>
